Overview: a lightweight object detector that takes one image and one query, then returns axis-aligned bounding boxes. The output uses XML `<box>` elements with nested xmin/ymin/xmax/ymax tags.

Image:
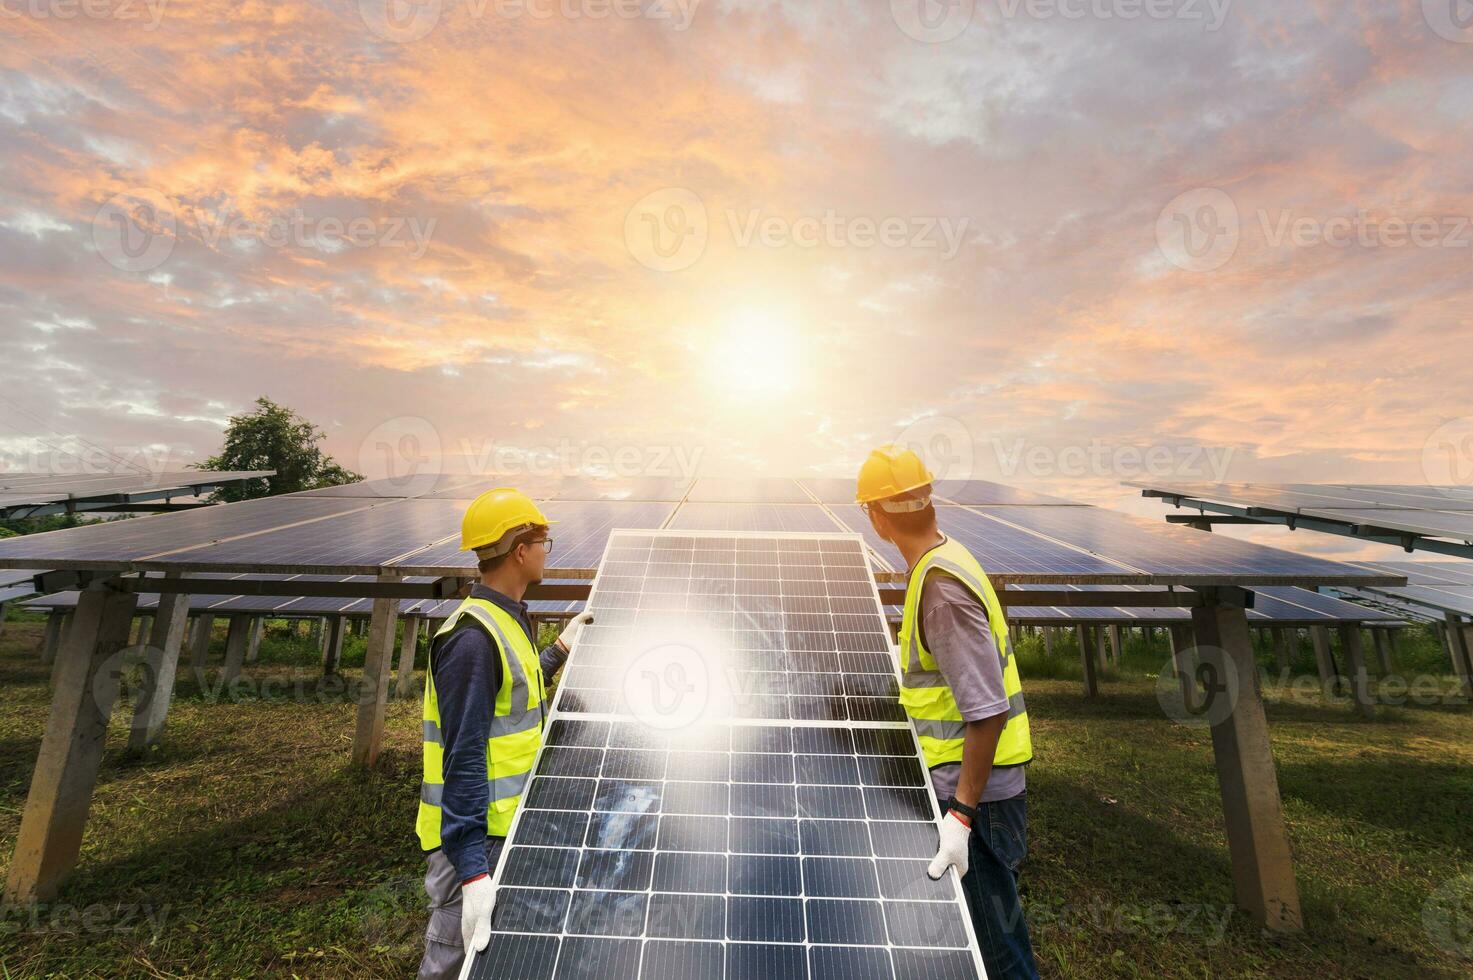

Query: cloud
<box><xmin>0</xmin><ymin>0</ymin><xmax>1468</xmax><ymax>562</ymax></box>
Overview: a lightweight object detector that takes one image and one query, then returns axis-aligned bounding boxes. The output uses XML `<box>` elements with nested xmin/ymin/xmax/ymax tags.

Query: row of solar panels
<box><xmin>0</xmin><ymin>470</ymin><xmax>273</xmax><ymax>516</ymax></box>
<box><xmin>298</xmin><ymin>475</ymin><xmax>1082</xmax><ymax>506</ymax></box>
<box><xmin>1334</xmin><ymin>561</ymin><xmax>1473</xmax><ymax>619</ymax></box>
<box><xmin>0</xmin><ymin>483</ymin><xmax>1394</xmax><ymax>586</ymax></box>
<box><xmin>1134</xmin><ymin>481</ymin><xmax>1473</xmax><ymax>544</ymax></box>
<box><xmin>21</xmin><ymin>578</ymin><xmax>1396</xmax><ymax>626</ymax></box>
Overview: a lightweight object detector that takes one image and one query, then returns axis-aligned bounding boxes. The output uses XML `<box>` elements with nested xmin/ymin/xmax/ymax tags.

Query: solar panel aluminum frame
<box><xmin>463</xmin><ymin>528</ymin><xmax>989</xmax><ymax>980</ymax></box>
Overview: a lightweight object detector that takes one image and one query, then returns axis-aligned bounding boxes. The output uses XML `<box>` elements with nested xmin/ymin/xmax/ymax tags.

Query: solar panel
<box><xmin>0</xmin><ymin>497</ymin><xmax>368</xmax><ymax>566</ymax></box>
<box><xmin>0</xmin><ymin>470</ymin><xmax>271</xmax><ymax>497</ymax></box>
<box><xmin>974</xmin><ymin>505</ymin><xmax>1379</xmax><ymax>583</ymax></box>
<box><xmin>466</xmin><ymin>530</ymin><xmax>985</xmax><ymax>980</ymax></box>
<box><xmin>686</xmin><ymin>479</ymin><xmax>815</xmax><ymax>504</ymax></box>
<box><xmin>1294</xmin><ymin>508</ymin><xmax>1473</xmax><ymax>544</ymax></box>
<box><xmin>666</xmin><ymin>503</ymin><xmax>846</xmax><ymax>536</ymax></box>
<box><xmin>0</xmin><ymin>568</ymin><xmax>41</xmax><ymax>589</ymax></box>
<box><xmin>147</xmin><ymin>498</ymin><xmax>466</xmax><ymax>571</ymax></box>
<box><xmin>390</xmin><ymin>501</ymin><xmax>679</xmax><ymax>573</ymax></box>
<box><xmin>423</xmin><ymin>477</ymin><xmax>692</xmax><ymax>502</ymax></box>
<box><xmin>1137</xmin><ymin>482</ymin><xmax>1473</xmax><ymax>536</ymax></box>
<box><xmin>1367</xmin><ymin>585</ymin><xmax>1473</xmax><ymax>618</ymax></box>
<box><xmin>931</xmin><ymin>481</ymin><xmax>1079</xmax><ymax>506</ymax></box>
<box><xmin>829</xmin><ymin>505</ymin><xmax>1137</xmax><ymax>582</ymax></box>
<box><xmin>1360</xmin><ymin>561</ymin><xmax>1473</xmax><ymax>587</ymax></box>
<box><xmin>801</xmin><ymin>477</ymin><xmax>1076</xmax><ymax>507</ymax></box>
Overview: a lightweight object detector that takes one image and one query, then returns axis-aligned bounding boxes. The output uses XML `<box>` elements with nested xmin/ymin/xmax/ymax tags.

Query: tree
<box><xmin>0</xmin><ymin>513</ymin><xmax>88</xmax><ymax>537</ymax></box>
<box><xmin>196</xmin><ymin>397</ymin><xmax>362</xmax><ymax>501</ymax></box>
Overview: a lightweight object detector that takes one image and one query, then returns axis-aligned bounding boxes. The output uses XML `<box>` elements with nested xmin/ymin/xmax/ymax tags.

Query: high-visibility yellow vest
<box><xmin>897</xmin><ymin>536</ymin><xmax>1032</xmax><ymax>770</ymax></box>
<box><xmin>417</xmin><ymin>596</ymin><xmax>546</xmax><ymax>850</ymax></box>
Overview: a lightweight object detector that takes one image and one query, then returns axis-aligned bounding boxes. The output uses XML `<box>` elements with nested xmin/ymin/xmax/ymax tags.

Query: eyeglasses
<box><xmin>529</xmin><ymin>538</ymin><xmax>554</xmax><ymax>555</ymax></box>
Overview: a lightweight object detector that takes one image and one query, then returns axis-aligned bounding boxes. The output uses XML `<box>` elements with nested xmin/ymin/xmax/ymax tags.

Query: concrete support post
<box><xmin>323</xmin><ymin>616</ymin><xmax>346</xmax><ymax>675</ymax></box>
<box><xmin>352</xmin><ymin>576</ymin><xmax>402</xmax><ymax>768</ymax></box>
<box><xmin>1370</xmin><ymin>630</ymin><xmax>1393</xmax><ymax>675</ymax></box>
<box><xmin>1043</xmin><ymin>627</ymin><xmax>1054</xmax><ymax>659</ymax></box>
<box><xmin>1337</xmin><ymin>626</ymin><xmax>1376</xmax><ymax>719</ymax></box>
<box><xmin>128</xmin><ymin>577</ymin><xmax>190</xmax><ymax>750</ymax></box>
<box><xmin>190</xmin><ymin>614</ymin><xmax>215</xmax><ymax>670</ymax></box>
<box><xmin>133</xmin><ymin>615</ymin><xmax>152</xmax><ymax>647</ymax></box>
<box><xmin>1168</xmin><ymin>625</ymin><xmax>1195</xmax><ymax>697</ymax></box>
<box><xmin>40</xmin><ymin>611</ymin><xmax>65</xmax><ymax>666</ymax></box>
<box><xmin>1108</xmin><ymin>625</ymin><xmax>1123</xmax><ymax>665</ymax></box>
<box><xmin>1310</xmin><ymin>626</ymin><xmax>1338</xmax><ymax>698</ymax></box>
<box><xmin>1077</xmin><ymin>625</ymin><xmax>1098</xmax><ymax>699</ymax></box>
<box><xmin>1271</xmin><ymin>628</ymin><xmax>1291</xmax><ymax>673</ymax></box>
<box><xmin>245</xmin><ymin>617</ymin><xmax>264</xmax><ymax>664</ymax></box>
<box><xmin>394</xmin><ymin>615</ymin><xmax>420</xmax><ymax>700</ymax></box>
<box><xmin>1445</xmin><ymin>614</ymin><xmax>1473</xmax><ymax>699</ymax></box>
<box><xmin>219</xmin><ymin>614</ymin><xmax>251</xmax><ymax>687</ymax></box>
<box><xmin>1189</xmin><ymin>603</ymin><xmax>1302</xmax><ymax>933</ymax></box>
<box><xmin>4</xmin><ymin>584</ymin><xmax>138</xmax><ymax>903</ymax></box>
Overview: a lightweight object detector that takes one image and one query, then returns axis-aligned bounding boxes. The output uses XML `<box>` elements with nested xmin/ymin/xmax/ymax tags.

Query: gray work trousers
<box><xmin>416</xmin><ymin>837</ymin><xmax>506</xmax><ymax>980</ymax></box>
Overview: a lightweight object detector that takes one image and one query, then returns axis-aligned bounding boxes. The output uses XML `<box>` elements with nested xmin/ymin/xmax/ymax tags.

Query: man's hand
<box><xmin>460</xmin><ymin>875</ymin><xmax>496</xmax><ymax>955</ymax></box>
<box><xmin>927</xmin><ymin>811</ymin><xmax>972</xmax><ymax>880</ymax></box>
<box><xmin>556</xmin><ymin>612</ymin><xmax>594</xmax><ymax>652</ymax></box>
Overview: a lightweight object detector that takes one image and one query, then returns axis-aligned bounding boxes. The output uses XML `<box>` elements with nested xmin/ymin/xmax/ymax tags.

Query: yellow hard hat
<box><xmin>460</xmin><ymin>487</ymin><xmax>555</xmax><ymax>554</ymax></box>
<box><xmin>855</xmin><ymin>444</ymin><xmax>935</xmax><ymax>504</ymax></box>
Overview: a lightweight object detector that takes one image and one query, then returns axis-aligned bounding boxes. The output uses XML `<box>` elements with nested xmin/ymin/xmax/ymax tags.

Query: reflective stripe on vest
<box><xmin>416</xmin><ymin>596</ymin><xmax>545</xmax><ymax>851</ymax></box>
<box><xmin>898</xmin><ymin>537</ymin><xmax>1033</xmax><ymax>770</ymax></box>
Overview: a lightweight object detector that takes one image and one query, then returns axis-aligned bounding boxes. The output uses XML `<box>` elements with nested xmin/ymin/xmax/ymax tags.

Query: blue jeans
<box><xmin>946</xmin><ymin>794</ymin><xmax>1040</xmax><ymax>980</ymax></box>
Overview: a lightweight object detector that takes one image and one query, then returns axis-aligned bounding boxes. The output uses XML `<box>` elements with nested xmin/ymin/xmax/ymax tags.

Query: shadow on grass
<box><xmin>1277</xmin><ymin>757</ymin><xmax>1473</xmax><ymax>847</ymax></box>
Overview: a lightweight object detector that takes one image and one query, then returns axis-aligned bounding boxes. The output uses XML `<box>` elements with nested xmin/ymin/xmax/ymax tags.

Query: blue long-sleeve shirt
<box><xmin>432</xmin><ymin>584</ymin><xmax>568</xmax><ymax>882</ymax></box>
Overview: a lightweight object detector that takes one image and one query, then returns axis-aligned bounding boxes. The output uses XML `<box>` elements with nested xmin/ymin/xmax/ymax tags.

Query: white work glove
<box><xmin>557</xmin><ymin>612</ymin><xmax>594</xmax><ymax>652</ymax></box>
<box><xmin>460</xmin><ymin>876</ymin><xmax>496</xmax><ymax>956</ymax></box>
<box><xmin>927</xmin><ymin>811</ymin><xmax>972</xmax><ymax>880</ymax></box>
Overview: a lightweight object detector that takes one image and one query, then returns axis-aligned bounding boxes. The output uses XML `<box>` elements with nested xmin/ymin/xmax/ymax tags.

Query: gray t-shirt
<box><xmin>919</xmin><ymin>567</ymin><xmax>1026</xmax><ymax>804</ymax></box>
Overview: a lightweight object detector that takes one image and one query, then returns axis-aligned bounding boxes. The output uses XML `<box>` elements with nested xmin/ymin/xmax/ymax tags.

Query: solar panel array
<box><xmin>1135</xmin><ymin>481</ymin><xmax>1473</xmax><ymax>543</ymax></box>
<box><xmin>0</xmin><ymin>476</ymin><xmax>1398</xmax><ymax>591</ymax></box>
<box><xmin>0</xmin><ymin>470</ymin><xmax>274</xmax><ymax>516</ymax></box>
<box><xmin>468</xmin><ymin>530</ymin><xmax>985</xmax><ymax>980</ymax></box>
<box><xmin>1347</xmin><ymin>561</ymin><xmax>1473</xmax><ymax>618</ymax></box>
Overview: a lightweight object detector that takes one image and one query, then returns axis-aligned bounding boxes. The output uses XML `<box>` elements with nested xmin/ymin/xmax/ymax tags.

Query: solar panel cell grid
<box><xmin>468</xmin><ymin>529</ymin><xmax>984</xmax><ymax>979</ymax></box>
<box><xmin>483</xmin><ymin>722</ymin><xmax>978</xmax><ymax>980</ymax></box>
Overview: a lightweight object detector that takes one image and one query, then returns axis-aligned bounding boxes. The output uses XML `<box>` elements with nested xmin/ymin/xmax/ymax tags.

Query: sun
<box><xmin>709</xmin><ymin>310</ymin><xmax>802</xmax><ymax>398</ymax></box>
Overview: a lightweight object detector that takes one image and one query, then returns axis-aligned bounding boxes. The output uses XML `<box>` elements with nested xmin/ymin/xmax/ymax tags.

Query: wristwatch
<box><xmin>947</xmin><ymin>797</ymin><xmax>980</xmax><ymax>821</ymax></box>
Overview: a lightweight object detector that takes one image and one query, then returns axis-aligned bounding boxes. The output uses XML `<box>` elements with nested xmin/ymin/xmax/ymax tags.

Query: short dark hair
<box><xmin>476</xmin><ymin>528</ymin><xmax>543</xmax><ymax>575</ymax></box>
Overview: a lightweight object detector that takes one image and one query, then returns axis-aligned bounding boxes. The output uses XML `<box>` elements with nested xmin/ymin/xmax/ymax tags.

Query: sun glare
<box><xmin>709</xmin><ymin>310</ymin><xmax>802</xmax><ymax>398</ymax></box>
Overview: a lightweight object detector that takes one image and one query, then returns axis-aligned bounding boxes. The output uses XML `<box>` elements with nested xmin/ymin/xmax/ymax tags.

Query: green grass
<box><xmin>0</xmin><ymin>616</ymin><xmax>1469</xmax><ymax>977</ymax></box>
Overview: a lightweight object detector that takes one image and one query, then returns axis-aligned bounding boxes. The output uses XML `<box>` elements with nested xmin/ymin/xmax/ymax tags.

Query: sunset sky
<box><xmin>2</xmin><ymin>0</ymin><xmax>1471</xmax><ymax>560</ymax></box>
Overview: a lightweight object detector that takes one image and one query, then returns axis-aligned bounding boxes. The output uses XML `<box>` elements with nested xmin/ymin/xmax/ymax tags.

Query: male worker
<box><xmin>416</xmin><ymin>487</ymin><xmax>592</xmax><ymax>980</ymax></box>
<box><xmin>858</xmin><ymin>446</ymin><xmax>1039</xmax><ymax>980</ymax></box>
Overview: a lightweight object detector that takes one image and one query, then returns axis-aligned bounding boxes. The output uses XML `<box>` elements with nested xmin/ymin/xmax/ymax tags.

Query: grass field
<box><xmin>0</xmin><ymin>613</ymin><xmax>1469</xmax><ymax>978</ymax></box>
